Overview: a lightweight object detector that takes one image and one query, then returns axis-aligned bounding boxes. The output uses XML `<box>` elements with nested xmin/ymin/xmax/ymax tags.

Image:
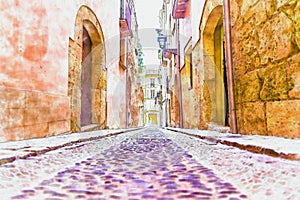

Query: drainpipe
<box><xmin>223</xmin><ymin>0</ymin><xmax>238</xmax><ymax>134</ymax></box>
<box><xmin>125</xmin><ymin>37</ymin><xmax>130</xmax><ymax>128</ymax></box>
<box><xmin>125</xmin><ymin>71</ymin><xmax>129</xmax><ymax>128</ymax></box>
<box><xmin>176</xmin><ymin>19</ymin><xmax>183</xmax><ymax>128</ymax></box>
<box><xmin>120</xmin><ymin>0</ymin><xmax>124</xmax><ymax>19</ymax></box>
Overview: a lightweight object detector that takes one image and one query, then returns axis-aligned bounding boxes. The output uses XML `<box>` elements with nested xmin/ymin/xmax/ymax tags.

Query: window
<box><xmin>184</xmin><ymin>38</ymin><xmax>193</xmax><ymax>89</ymax></box>
<box><xmin>150</xmin><ymin>89</ymin><xmax>155</xmax><ymax>98</ymax></box>
<box><xmin>150</xmin><ymin>78</ymin><xmax>155</xmax><ymax>88</ymax></box>
<box><xmin>189</xmin><ymin>53</ymin><xmax>193</xmax><ymax>88</ymax></box>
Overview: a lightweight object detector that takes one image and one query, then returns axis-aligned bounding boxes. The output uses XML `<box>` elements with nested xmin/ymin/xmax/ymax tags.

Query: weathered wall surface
<box><xmin>68</xmin><ymin>5</ymin><xmax>107</xmax><ymax>132</ymax></box>
<box><xmin>193</xmin><ymin>41</ymin><xmax>209</xmax><ymax>130</ymax></box>
<box><xmin>191</xmin><ymin>0</ymin><xmax>206</xmax><ymax>46</ymax></box>
<box><xmin>231</xmin><ymin>0</ymin><xmax>300</xmax><ymax>138</ymax></box>
<box><xmin>181</xmin><ymin>65</ymin><xmax>198</xmax><ymax>128</ymax></box>
<box><xmin>0</xmin><ymin>0</ymin><xmax>120</xmax><ymax>141</ymax></box>
<box><xmin>170</xmin><ymin>79</ymin><xmax>180</xmax><ymax>127</ymax></box>
<box><xmin>192</xmin><ymin>0</ymin><xmax>224</xmax><ymax>130</ymax></box>
<box><xmin>129</xmin><ymin>83</ymin><xmax>144</xmax><ymax>127</ymax></box>
<box><xmin>0</xmin><ymin>88</ymin><xmax>70</xmax><ymax>141</ymax></box>
<box><xmin>180</xmin><ymin>1</ymin><xmax>200</xmax><ymax>129</ymax></box>
<box><xmin>191</xmin><ymin>0</ymin><xmax>299</xmax><ymax>138</ymax></box>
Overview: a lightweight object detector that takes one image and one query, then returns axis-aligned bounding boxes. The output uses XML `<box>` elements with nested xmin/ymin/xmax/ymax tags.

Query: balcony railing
<box><xmin>172</xmin><ymin>0</ymin><xmax>189</xmax><ymax>19</ymax></box>
<box><xmin>146</xmin><ymin>70</ymin><xmax>159</xmax><ymax>75</ymax></box>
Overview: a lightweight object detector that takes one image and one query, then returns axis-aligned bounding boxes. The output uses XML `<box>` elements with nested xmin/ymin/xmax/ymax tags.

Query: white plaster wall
<box><xmin>42</xmin><ymin>0</ymin><xmax>120</xmax><ymax>94</ymax></box>
<box><xmin>191</xmin><ymin>0</ymin><xmax>206</xmax><ymax>47</ymax></box>
<box><xmin>43</xmin><ymin>0</ymin><xmax>122</xmax><ymax>128</ymax></box>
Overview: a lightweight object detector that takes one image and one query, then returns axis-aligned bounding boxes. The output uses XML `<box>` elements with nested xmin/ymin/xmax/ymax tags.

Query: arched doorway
<box><xmin>68</xmin><ymin>6</ymin><xmax>106</xmax><ymax>132</ymax></box>
<box><xmin>203</xmin><ymin>6</ymin><xmax>229</xmax><ymax>126</ymax></box>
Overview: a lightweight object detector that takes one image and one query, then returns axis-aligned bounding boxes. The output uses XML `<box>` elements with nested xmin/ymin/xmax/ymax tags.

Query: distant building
<box><xmin>142</xmin><ymin>69</ymin><xmax>162</xmax><ymax>126</ymax></box>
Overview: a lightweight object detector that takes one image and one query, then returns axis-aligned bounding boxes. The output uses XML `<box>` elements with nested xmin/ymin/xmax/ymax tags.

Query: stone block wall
<box><xmin>0</xmin><ymin>1</ymin><xmax>71</xmax><ymax>142</ymax></box>
<box><xmin>194</xmin><ymin>0</ymin><xmax>226</xmax><ymax>129</ymax></box>
<box><xmin>0</xmin><ymin>0</ymin><xmax>120</xmax><ymax>141</ymax></box>
<box><xmin>0</xmin><ymin>88</ymin><xmax>70</xmax><ymax>142</ymax></box>
<box><xmin>192</xmin><ymin>0</ymin><xmax>299</xmax><ymax>137</ymax></box>
<box><xmin>231</xmin><ymin>0</ymin><xmax>300</xmax><ymax>138</ymax></box>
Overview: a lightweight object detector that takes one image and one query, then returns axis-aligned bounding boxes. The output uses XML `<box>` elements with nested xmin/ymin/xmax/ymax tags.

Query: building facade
<box><xmin>120</xmin><ymin>0</ymin><xmax>144</xmax><ymax>128</ymax></box>
<box><xmin>0</xmin><ymin>0</ymin><xmax>141</xmax><ymax>142</ymax></box>
<box><xmin>142</xmin><ymin>68</ymin><xmax>162</xmax><ymax>126</ymax></box>
<box><xmin>164</xmin><ymin>0</ymin><xmax>300</xmax><ymax>138</ymax></box>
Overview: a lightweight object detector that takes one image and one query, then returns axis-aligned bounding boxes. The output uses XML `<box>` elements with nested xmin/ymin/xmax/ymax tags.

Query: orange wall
<box><xmin>0</xmin><ymin>0</ymin><xmax>122</xmax><ymax>141</ymax></box>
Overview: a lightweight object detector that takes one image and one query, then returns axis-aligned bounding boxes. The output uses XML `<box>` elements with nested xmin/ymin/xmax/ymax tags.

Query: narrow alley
<box><xmin>0</xmin><ymin>128</ymin><xmax>299</xmax><ymax>200</ymax></box>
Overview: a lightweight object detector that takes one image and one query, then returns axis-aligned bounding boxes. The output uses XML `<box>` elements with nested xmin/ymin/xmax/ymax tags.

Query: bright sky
<box><xmin>135</xmin><ymin>0</ymin><xmax>162</xmax><ymax>29</ymax></box>
<box><xmin>134</xmin><ymin>0</ymin><xmax>163</xmax><ymax>67</ymax></box>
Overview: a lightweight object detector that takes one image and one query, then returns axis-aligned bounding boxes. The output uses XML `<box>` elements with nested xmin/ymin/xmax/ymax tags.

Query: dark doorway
<box><xmin>223</xmin><ymin>41</ymin><xmax>229</xmax><ymax>126</ymax></box>
<box><xmin>214</xmin><ymin>18</ymin><xmax>229</xmax><ymax>126</ymax></box>
<box><xmin>81</xmin><ymin>26</ymin><xmax>92</xmax><ymax>126</ymax></box>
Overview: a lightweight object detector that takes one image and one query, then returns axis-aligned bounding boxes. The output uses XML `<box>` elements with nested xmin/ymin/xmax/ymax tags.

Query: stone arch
<box><xmin>68</xmin><ymin>5</ymin><xmax>107</xmax><ymax>132</ymax></box>
<box><xmin>202</xmin><ymin>5</ymin><xmax>229</xmax><ymax>126</ymax></box>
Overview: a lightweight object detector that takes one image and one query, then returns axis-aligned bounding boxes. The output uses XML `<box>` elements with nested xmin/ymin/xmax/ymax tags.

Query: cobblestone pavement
<box><xmin>0</xmin><ymin>128</ymin><xmax>299</xmax><ymax>200</ymax></box>
<box><xmin>161</xmin><ymin>129</ymin><xmax>300</xmax><ymax>200</ymax></box>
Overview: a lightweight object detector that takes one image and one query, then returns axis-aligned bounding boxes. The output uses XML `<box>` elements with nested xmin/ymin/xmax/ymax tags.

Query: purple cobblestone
<box><xmin>0</xmin><ymin>128</ymin><xmax>299</xmax><ymax>199</ymax></box>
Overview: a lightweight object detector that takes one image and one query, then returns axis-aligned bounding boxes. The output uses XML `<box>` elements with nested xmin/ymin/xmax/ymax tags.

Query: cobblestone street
<box><xmin>0</xmin><ymin>128</ymin><xmax>299</xmax><ymax>200</ymax></box>
<box><xmin>1</xmin><ymin>1</ymin><xmax>300</xmax><ymax>199</ymax></box>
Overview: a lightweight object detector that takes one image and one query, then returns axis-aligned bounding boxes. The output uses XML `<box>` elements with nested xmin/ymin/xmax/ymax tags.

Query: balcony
<box><xmin>172</xmin><ymin>0</ymin><xmax>189</xmax><ymax>19</ymax></box>
<box><xmin>146</xmin><ymin>70</ymin><xmax>159</xmax><ymax>75</ymax></box>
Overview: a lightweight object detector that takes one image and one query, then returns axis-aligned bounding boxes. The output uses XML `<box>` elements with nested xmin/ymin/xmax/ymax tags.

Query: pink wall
<box><xmin>0</xmin><ymin>0</ymin><xmax>123</xmax><ymax>141</ymax></box>
<box><xmin>0</xmin><ymin>0</ymin><xmax>120</xmax><ymax>94</ymax></box>
<box><xmin>0</xmin><ymin>1</ymin><xmax>62</xmax><ymax>93</ymax></box>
